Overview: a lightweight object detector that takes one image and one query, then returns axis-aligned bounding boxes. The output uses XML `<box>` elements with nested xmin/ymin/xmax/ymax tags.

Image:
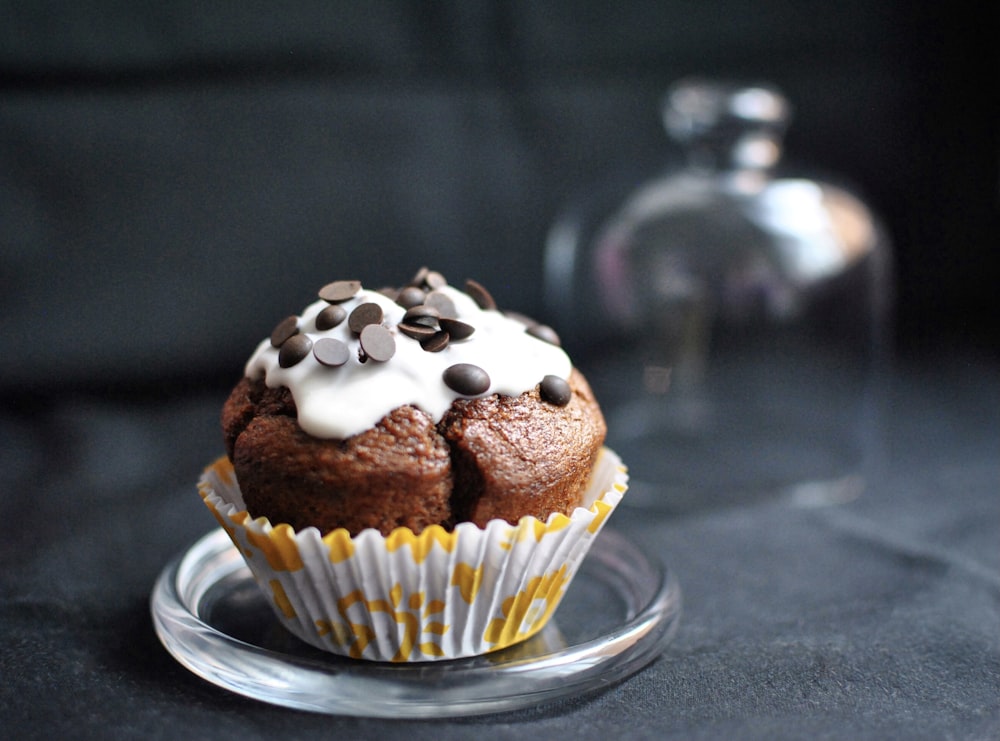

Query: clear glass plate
<box><xmin>151</xmin><ymin>527</ymin><xmax>681</xmax><ymax>717</ymax></box>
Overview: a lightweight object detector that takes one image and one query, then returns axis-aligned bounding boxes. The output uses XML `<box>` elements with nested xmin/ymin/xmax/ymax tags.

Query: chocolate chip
<box><xmin>270</xmin><ymin>315</ymin><xmax>300</xmax><ymax>348</ymax></box>
<box><xmin>318</xmin><ymin>280</ymin><xmax>362</xmax><ymax>303</ymax></box>
<box><xmin>424</xmin><ymin>270</ymin><xmax>447</xmax><ymax>289</ymax></box>
<box><xmin>359</xmin><ymin>324</ymin><xmax>396</xmax><ymax>362</ymax></box>
<box><xmin>395</xmin><ymin>286</ymin><xmax>426</xmax><ymax>309</ymax></box>
<box><xmin>403</xmin><ymin>304</ymin><xmax>440</xmax><ymax>327</ymax></box>
<box><xmin>278</xmin><ymin>333</ymin><xmax>312</xmax><ymax>368</ymax></box>
<box><xmin>398</xmin><ymin>321</ymin><xmax>438</xmax><ymax>340</ymax></box>
<box><xmin>408</xmin><ymin>266</ymin><xmax>430</xmax><ymax>287</ymax></box>
<box><xmin>443</xmin><ymin>363</ymin><xmax>490</xmax><ymax>395</ymax></box>
<box><xmin>420</xmin><ymin>330</ymin><xmax>450</xmax><ymax>352</ymax></box>
<box><xmin>348</xmin><ymin>302</ymin><xmax>384</xmax><ymax>333</ymax></box>
<box><xmin>313</xmin><ymin>338</ymin><xmax>350</xmax><ymax>367</ymax></box>
<box><xmin>465</xmin><ymin>278</ymin><xmax>497</xmax><ymax>311</ymax></box>
<box><xmin>540</xmin><ymin>374</ymin><xmax>572</xmax><ymax>406</ymax></box>
<box><xmin>425</xmin><ymin>290</ymin><xmax>457</xmax><ymax>318</ymax></box>
<box><xmin>439</xmin><ymin>317</ymin><xmax>475</xmax><ymax>341</ymax></box>
<box><xmin>376</xmin><ymin>286</ymin><xmax>399</xmax><ymax>301</ymax></box>
<box><xmin>526</xmin><ymin>323</ymin><xmax>561</xmax><ymax>346</ymax></box>
<box><xmin>503</xmin><ymin>310</ymin><xmax>534</xmax><ymax>327</ymax></box>
<box><xmin>508</xmin><ymin>309</ymin><xmax>561</xmax><ymax>345</ymax></box>
<box><xmin>315</xmin><ymin>304</ymin><xmax>347</xmax><ymax>331</ymax></box>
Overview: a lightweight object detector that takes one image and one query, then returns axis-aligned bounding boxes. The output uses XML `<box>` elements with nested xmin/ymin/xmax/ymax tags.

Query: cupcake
<box><xmin>199</xmin><ymin>267</ymin><xmax>627</xmax><ymax>661</ymax></box>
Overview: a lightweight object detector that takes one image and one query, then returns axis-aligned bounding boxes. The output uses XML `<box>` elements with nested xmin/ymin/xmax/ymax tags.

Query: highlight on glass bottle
<box><xmin>545</xmin><ymin>78</ymin><xmax>892</xmax><ymax>512</ymax></box>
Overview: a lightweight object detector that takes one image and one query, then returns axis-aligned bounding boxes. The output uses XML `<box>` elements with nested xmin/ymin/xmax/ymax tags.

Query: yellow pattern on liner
<box><xmin>499</xmin><ymin>503</ymin><xmax>597</xmax><ymax>550</ymax></box>
<box><xmin>483</xmin><ymin>565</ymin><xmax>571</xmax><ymax>648</ymax></box>
<box><xmin>498</xmin><ymin>525</ymin><xmax>516</xmax><ymax>552</ymax></box>
<box><xmin>208</xmin><ymin>456</ymin><xmax>235</xmax><ymax>486</ymax></box>
<box><xmin>200</xmin><ymin>493</ymin><xmax>245</xmax><ymax>555</ymax></box>
<box><xmin>390</xmin><ymin>583</ymin><xmax>403</xmax><ymax>608</ymax></box>
<box><xmin>545</xmin><ymin>512</ymin><xmax>572</xmax><ymax>533</ymax></box>
<box><xmin>322</xmin><ymin>528</ymin><xmax>355</xmax><ymax>563</ymax></box>
<box><xmin>385</xmin><ymin>524</ymin><xmax>458</xmax><ymax>563</ymax></box>
<box><xmin>586</xmin><ymin>499</ymin><xmax>613</xmax><ymax>534</ymax></box>
<box><xmin>243</xmin><ymin>522</ymin><xmax>305</xmax><ymax>572</ymax></box>
<box><xmin>527</xmin><ymin>518</ymin><xmax>548</xmax><ymax>542</ymax></box>
<box><xmin>332</xmin><ymin>585</ymin><xmax>450</xmax><ymax>662</ymax></box>
<box><xmin>451</xmin><ymin>562</ymin><xmax>485</xmax><ymax>604</ymax></box>
<box><xmin>316</xmin><ymin>617</ymin><xmax>372</xmax><ymax>651</ymax></box>
<box><xmin>585</xmin><ymin>464</ymin><xmax>626</xmax><ymax>534</ymax></box>
<box><xmin>419</xmin><ymin>642</ymin><xmax>447</xmax><ymax>657</ymax></box>
<box><xmin>269</xmin><ymin>579</ymin><xmax>296</xmax><ymax>618</ymax></box>
<box><xmin>199</xmin><ymin>459</ymin><xmax>255</xmax><ymax>557</ymax></box>
<box><xmin>424</xmin><ymin>599</ymin><xmax>446</xmax><ymax>617</ymax></box>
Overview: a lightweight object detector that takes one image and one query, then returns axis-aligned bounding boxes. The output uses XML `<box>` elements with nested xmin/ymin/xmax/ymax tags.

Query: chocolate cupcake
<box><xmin>199</xmin><ymin>268</ymin><xmax>627</xmax><ymax>661</ymax></box>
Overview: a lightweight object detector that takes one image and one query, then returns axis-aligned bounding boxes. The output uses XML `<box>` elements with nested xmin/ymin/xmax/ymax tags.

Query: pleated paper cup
<box><xmin>198</xmin><ymin>447</ymin><xmax>628</xmax><ymax>662</ymax></box>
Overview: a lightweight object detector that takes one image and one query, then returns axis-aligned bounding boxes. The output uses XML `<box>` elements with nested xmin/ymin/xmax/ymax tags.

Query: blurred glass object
<box><xmin>545</xmin><ymin>79</ymin><xmax>892</xmax><ymax>512</ymax></box>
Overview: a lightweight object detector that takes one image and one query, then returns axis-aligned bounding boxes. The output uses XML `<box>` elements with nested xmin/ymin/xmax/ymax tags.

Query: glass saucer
<box><xmin>151</xmin><ymin>527</ymin><xmax>681</xmax><ymax>717</ymax></box>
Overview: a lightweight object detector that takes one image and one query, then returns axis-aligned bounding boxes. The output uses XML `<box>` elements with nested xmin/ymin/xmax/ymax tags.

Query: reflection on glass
<box><xmin>546</xmin><ymin>79</ymin><xmax>892</xmax><ymax>512</ymax></box>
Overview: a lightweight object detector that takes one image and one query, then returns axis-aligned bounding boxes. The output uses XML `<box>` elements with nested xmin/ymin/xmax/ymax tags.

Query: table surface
<box><xmin>2</xmin><ymin>349</ymin><xmax>997</xmax><ymax>741</ymax></box>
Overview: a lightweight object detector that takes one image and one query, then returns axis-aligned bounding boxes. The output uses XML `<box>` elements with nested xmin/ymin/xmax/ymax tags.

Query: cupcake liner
<box><xmin>198</xmin><ymin>447</ymin><xmax>628</xmax><ymax>662</ymax></box>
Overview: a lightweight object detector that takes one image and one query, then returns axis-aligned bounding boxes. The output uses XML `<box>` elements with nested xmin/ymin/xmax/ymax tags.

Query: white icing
<box><xmin>245</xmin><ymin>285</ymin><xmax>572</xmax><ymax>439</ymax></box>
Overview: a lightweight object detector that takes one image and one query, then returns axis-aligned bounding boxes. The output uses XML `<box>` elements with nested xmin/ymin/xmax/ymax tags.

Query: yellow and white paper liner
<box><xmin>198</xmin><ymin>447</ymin><xmax>627</xmax><ymax>662</ymax></box>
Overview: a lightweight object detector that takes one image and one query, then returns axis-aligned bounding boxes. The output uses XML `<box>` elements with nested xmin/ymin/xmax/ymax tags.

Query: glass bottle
<box><xmin>545</xmin><ymin>79</ymin><xmax>892</xmax><ymax>512</ymax></box>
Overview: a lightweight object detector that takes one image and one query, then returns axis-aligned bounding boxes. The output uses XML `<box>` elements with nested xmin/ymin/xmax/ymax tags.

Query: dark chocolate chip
<box><xmin>359</xmin><ymin>324</ymin><xmax>396</xmax><ymax>362</ymax></box>
<box><xmin>376</xmin><ymin>286</ymin><xmax>399</xmax><ymax>301</ymax></box>
<box><xmin>503</xmin><ymin>310</ymin><xmax>534</xmax><ymax>327</ymax></box>
<box><xmin>425</xmin><ymin>291</ymin><xmax>457</xmax><ymax>318</ymax></box>
<box><xmin>318</xmin><ymin>280</ymin><xmax>362</xmax><ymax>303</ymax></box>
<box><xmin>270</xmin><ymin>315</ymin><xmax>300</xmax><ymax>348</ymax></box>
<box><xmin>315</xmin><ymin>304</ymin><xmax>347</xmax><ymax>331</ymax></box>
<box><xmin>424</xmin><ymin>270</ymin><xmax>447</xmax><ymax>289</ymax></box>
<box><xmin>465</xmin><ymin>279</ymin><xmax>497</xmax><ymax>311</ymax></box>
<box><xmin>278</xmin><ymin>333</ymin><xmax>312</xmax><ymax>368</ymax></box>
<box><xmin>403</xmin><ymin>304</ymin><xmax>441</xmax><ymax>327</ymax></box>
<box><xmin>540</xmin><ymin>374</ymin><xmax>572</xmax><ymax>406</ymax></box>
<box><xmin>398</xmin><ymin>321</ymin><xmax>438</xmax><ymax>340</ymax></box>
<box><xmin>439</xmin><ymin>317</ymin><xmax>475</xmax><ymax>340</ymax></box>
<box><xmin>408</xmin><ymin>266</ymin><xmax>430</xmax><ymax>287</ymax></box>
<box><xmin>348</xmin><ymin>302</ymin><xmax>384</xmax><ymax>333</ymax></box>
<box><xmin>395</xmin><ymin>286</ymin><xmax>426</xmax><ymax>309</ymax></box>
<box><xmin>443</xmin><ymin>363</ymin><xmax>490</xmax><ymax>395</ymax></box>
<box><xmin>526</xmin><ymin>323</ymin><xmax>561</xmax><ymax>346</ymax></box>
<box><xmin>313</xmin><ymin>338</ymin><xmax>350</xmax><ymax>367</ymax></box>
<box><xmin>420</xmin><ymin>330</ymin><xmax>450</xmax><ymax>352</ymax></box>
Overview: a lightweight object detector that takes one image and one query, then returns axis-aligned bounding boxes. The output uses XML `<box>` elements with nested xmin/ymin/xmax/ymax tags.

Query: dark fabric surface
<box><xmin>2</xmin><ymin>352</ymin><xmax>997</xmax><ymax>740</ymax></box>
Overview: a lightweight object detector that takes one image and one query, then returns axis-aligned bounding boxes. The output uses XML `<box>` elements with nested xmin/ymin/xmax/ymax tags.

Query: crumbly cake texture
<box><xmin>222</xmin><ymin>268</ymin><xmax>607</xmax><ymax>536</ymax></box>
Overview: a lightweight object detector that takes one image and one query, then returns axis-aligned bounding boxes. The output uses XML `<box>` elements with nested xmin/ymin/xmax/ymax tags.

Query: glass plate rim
<box><xmin>151</xmin><ymin>527</ymin><xmax>681</xmax><ymax>718</ymax></box>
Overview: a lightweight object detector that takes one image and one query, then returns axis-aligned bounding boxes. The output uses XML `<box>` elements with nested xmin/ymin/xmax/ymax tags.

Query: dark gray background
<box><xmin>1</xmin><ymin>3</ymin><xmax>997</xmax><ymax>739</ymax></box>
<box><xmin>1</xmin><ymin>1</ymin><xmax>996</xmax><ymax>393</ymax></box>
